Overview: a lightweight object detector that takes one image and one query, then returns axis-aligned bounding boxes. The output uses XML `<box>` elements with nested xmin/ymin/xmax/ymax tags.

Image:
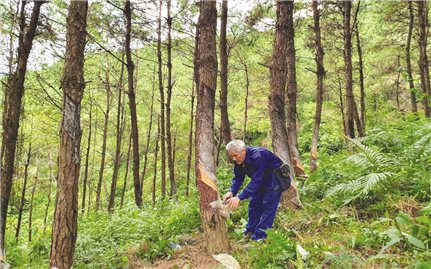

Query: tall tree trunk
<box><xmin>141</xmin><ymin>77</ymin><xmax>155</xmax><ymax>194</ymax></box>
<box><xmin>121</xmin><ymin>133</ymin><xmax>132</xmax><ymax>208</ymax></box>
<box><xmin>406</xmin><ymin>1</ymin><xmax>418</xmax><ymax>113</ymax></box>
<box><xmin>310</xmin><ymin>0</ymin><xmax>325</xmax><ymax>173</ymax></box>
<box><xmin>195</xmin><ymin>1</ymin><xmax>230</xmax><ymax>254</ymax></box>
<box><xmin>153</xmin><ymin>117</ymin><xmax>160</xmax><ymax>206</ymax></box>
<box><xmin>237</xmin><ymin>53</ymin><xmax>250</xmax><ymax>141</ymax></box>
<box><xmin>353</xmin><ymin>1</ymin><xmax>365</xmax><ymax>134</ymax></box>
<box><xmin>28</xmin><ymin>166</ymin><xmax>38</xmax><ymax>243</ymax></box>
<box><xmin>396</xmin><ymin>55</ymin><xmax>401</xmax><ymax>109</ymax></box>
<box><xmin>285</xmin><ymin>1</ymin><xmax>305</xmax><ymax>177</ymax></box>
<box><xmin>15</xmin><ymin>143</ymin><xmax>32</xmax><ymax>243</ymax></box>
<box><xmin>50</xmin><ymin>2</ymin><xmax>88</xmax><ymax>268</ymax></box>
<box><xmin>95</xmin><ymin>66</ymin><xmax>112</xmax><ymax>211</ymax></box>
<box><xmin>81</xmin><ymin>101</ymin><xmax>92</xmax><ymax>213</ymax></box>
<box><xmin>417</xmin><ymin>0</ymin><xmax>431</xmax><ymax>117</ymax></box>
<box><xmin>269</xmin><ymin>1</ymin><xmax>303</xmax><ymax>210</ymax></box>
<box><xmin>0</xmin><ymin>1</ymin><xmax>44</xmax><ymax>261</ymax></box>
<box><xmin>157</xmin><ymin>0</ymin><xmax>167</xmax><ymax>199</ymax></box>
<box><xmin>219</xmin><ymin>0</ymin><xmax>232</xmax><ymax>144</ymax></box>
<box><xmin>108</xmin><ymin>57</ymin><xmax>126</xmax><ymax>212</ymax></box>
<box><xmin>124</xmin><ymin>0</ymin><xmax>142</xmax><ymax>207</ymax></box>
<box><xmin>343</xmin><ymin>0</ymin><xmax>356</xmax><ymax>138</ymax></box>
<box><xmin>166</xmin><ymin>0</ymin><xmax>177</xmax><ymax>200</ymax></box>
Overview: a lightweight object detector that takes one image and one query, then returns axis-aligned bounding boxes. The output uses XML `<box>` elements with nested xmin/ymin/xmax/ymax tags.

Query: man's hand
<box><xmin>223</xmin><ymin>191</ymin><xmax>233</xmax><ymax>202</ymax></box>
<box><xmin>227</xmin><ymin>197</ymin><xmax>240</xmax><ymax>210</ymax></box>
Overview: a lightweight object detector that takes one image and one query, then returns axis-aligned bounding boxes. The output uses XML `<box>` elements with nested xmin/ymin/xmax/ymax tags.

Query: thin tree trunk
<box><xmin>141</xmin><ymin>77</ymin><xmax>155</xmax><ymax>194</ymax></box>
<box><xmin>269</xmin><ymin>1</ymin><xmax>303</xmax><ymax>210</ymax></box>
<box><xmin>219</xmin><ymin>0</ymin><xmax>232</xmax><ymax>144</ymax></box>
<box><xmin>417</xmin><ymin>0</ymin><xmax>431</xmax><ymax>117</ymax></box>
<box><xmin>124</xmin><ymin>0</ymin><xmax>142</xmax><ymax>207</ymax></box>
<box><xmin>108</xmin><ymin>57</ymin><xmax>126</xmax><ymax>212</ymax></box>
<box><xmin>153</xmin><ymin>117</ymin><xmax>160</xmax><ymax>206</ymax></box>
<box><xmin>338</xmin><ymin>75</ymin><xmax>347</xmax><ymax>137</ymax></box>
<box><xmin>15</xmin><ymin>143</ymin><xmax>32</xmax><ymax>243</ymax></box>
<box><xmin>343</xmin><ymin>0</ymin><xmax>356</xmax><ymax>138</ymax></box>
<box><xmin>0</xmin><ymin>1</ymin><xmax>44</xmax><ymax>261</ymax></box>
<box><xmin>406</xmin><ymin>1</ymin><xmax>418</xmax><ymax>113</ymax></box>
<box><xmin>121</xmin><ymin>133</ymin><xmax>132</xmax><ymax>208</ymax></box>
<box><xmin>43</xmin><ymin>154</ymin><xmax>54</xmax><ymax>232</ymax></box>
<box><xmin>95</xmin><ymin>65</ymin><xmax>112</xmax><ymax>211</ymax></box>
<box><xmin>195</xmin><ymin>1</ymin><xmax>230</xmax><ymax>254</ymax></box>
<box><xmin>396</xmin><ymin>55</ymin><xmax>401</xmax><ymax>109</ymax></box>
<box><xmin>310</xmin><ymin>0</ymin><xmax>325</xmax><ymax>173</ymax></box>
<box><xmin>353</xmin><ymin>1</ymin><xmax>365</xmax><ymax>133</ymax></box>
<box><xmin>28</xmin><ymin>165</ymin><xmax>38</xmax><ymax>242</ymax></box>
<box><xmin>186</xmin><ymin>67</ymin><xmax>196</xmax><ymax>198</ymax></box>
<box><xmin>238</xmin><ymin>54</ymin><xmax>250</xmax><ymax>142</ymax></box>
<box><xmin>157</xmin><ymin>0</ymin><xmax>167</xmax><ymax>199</ymax></box>
<box><xmin>285</xmin><ymin>0</ymin><xmax>306</xmax><ymax>177</ymax></box>
<box><xmin>166</xmin><ymin>0</ymin><xmax>176</xmax><ymax>200</ymax></box>
<box><xmin>81</xmin><ymin>100</ymin><xmax>92</xmax><ymax>213</ymax></box>
<box><xmin>50</xmin><ymin>2</ymin><xmax>88</xmax><ymax>268</ymax></box>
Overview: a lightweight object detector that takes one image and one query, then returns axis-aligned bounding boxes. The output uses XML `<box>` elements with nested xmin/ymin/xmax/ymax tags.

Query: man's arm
<box><xmin>229</xmin><ymin>165</ymin><xmax>246</xmax><ymax>196</ymax></box>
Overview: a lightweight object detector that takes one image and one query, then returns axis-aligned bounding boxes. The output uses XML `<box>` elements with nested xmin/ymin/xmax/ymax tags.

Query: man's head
<box><xmin>226</xmin><ymin>140</ymin><xmax>246</xmax><ymax>165</ymax></box>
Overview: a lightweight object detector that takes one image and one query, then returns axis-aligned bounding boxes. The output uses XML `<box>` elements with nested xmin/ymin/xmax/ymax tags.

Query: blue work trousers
<box><xmin>245</xmin><ymin>175</ymin><xmax>282</xmax><ymax>240</ymax></box>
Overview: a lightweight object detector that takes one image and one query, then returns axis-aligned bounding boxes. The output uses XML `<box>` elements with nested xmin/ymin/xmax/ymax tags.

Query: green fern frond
<box><xmin>347</xmin><ymin>137</ymin><xmax>393</xmax><ymax>168</ymax></box>
<box><xmin>360</xmin><ymin>172</ymin><xmax>394</xmax><ymax>195</ymax></box>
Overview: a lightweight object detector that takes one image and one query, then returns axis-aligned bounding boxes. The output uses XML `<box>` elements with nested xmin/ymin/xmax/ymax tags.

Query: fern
<box><xmin>346</xmin><ymin>137</ymin><xmax>394</xmax><ymax>168</ymax></box>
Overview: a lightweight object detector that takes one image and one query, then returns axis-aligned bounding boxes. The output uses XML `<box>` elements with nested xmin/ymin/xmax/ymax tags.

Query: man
<box><xmin>224</xmin><ymin>140</ymin><xmax>282</xmax><ymax>241</ymax></box>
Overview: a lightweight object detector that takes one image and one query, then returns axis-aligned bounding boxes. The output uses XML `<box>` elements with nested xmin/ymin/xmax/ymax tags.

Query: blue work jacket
<box><xmin>229</xmin><ymin>146</ymin><xmax>282</xmax><ymax>200</ymax></box>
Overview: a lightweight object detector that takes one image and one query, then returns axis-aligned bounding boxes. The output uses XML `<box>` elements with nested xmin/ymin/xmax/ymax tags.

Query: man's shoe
<box><xmin>236</xmin><ymin>232</ymin><xmax>253</xmax><ymax>244</ymax></box>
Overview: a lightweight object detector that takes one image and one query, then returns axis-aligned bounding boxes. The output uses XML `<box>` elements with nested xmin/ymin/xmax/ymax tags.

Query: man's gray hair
<box><xmin>226</xmin><ymin>140</ymin><xmax>246</xmax><ymax>152</ymax></box>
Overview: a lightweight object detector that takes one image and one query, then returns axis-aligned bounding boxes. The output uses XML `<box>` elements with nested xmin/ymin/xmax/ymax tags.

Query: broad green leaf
<box><xmin>402</xmin><ymin>233</ymin><xmax>426</xmax><ymax>249</ymax></box>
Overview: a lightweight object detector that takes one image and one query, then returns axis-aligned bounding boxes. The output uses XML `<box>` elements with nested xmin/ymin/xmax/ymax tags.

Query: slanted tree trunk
<box><xmin>28</xmin><ymin>165</ymin><xmax>38</xmax><ymax>242</ymax></box>
<box><xmin>95</xmin><ymin>65</ymin><xmax>112</xmax><ymax>211</ymax></box>
<box><xmin>141</xmin><ymin>78</ymin><xmax>155</xmax><ymax>194</ymax></box>
<box><xmin>269</xmin><ymin>1</ymin><xmax>303</xmax><ymax>210</ymax></box>
<box><xmin>157</xmin><ymin>0</ymin><xmax>167</xmax><ymax>199</ymax></box>
<box><xmin>417</xmin><ymin>0</ymin><xmax>431</xmax><ymax>117</ymax></box>
<box><xmin>121</xmin><ymin>133</ymin><xmax>132</xmax><ymax>208</ymax></box>
<box><xmin>195</xmin><ymin>1</ymin><xmax>230</xmax><ymax>254</ymax></box>
<box><xmin>406</xmin><ymin>1</ymin><xmax>418</xmax><ymax>113</ymax></box>
<box><xmin>166</xmin><ymin>0</ymin><xmax>177</xmax><ymax>200</ymax></box>
<box><xmin>49</xmin><ymin>2</ymin><xmax>88</xmax><ymax>268</ymax></box>
<box><xmin>310</xmin><ymin>0</ymin><xmax>325</xmax><ymax>173</ymax></box>
<box><xmin>124</xmin><ymin>0</ymin><xmax>142</xmax><ymax>207</ymax></box>
<box><xmin>16</xmin><ymin>143</ymin><xmax>32</xmax><ymax>243</ymax></box>
<box><xmin>81</xmin><ymin>100</ymin><xmax>92</xmax><ymax>213</ymax></box>
<box><xmin>0</xmin><ymin>1</ymin><xmax>44</xmax><ymax>261</ymax></box>
<box><xmin>343</xmin><ymin>0</ymin><xmax>356</xmax><ymax>138</ymax></box>
<box><xmin>219</xmin><ymin>0</ymin><xmax>232</xmax><ymax>144</ymax></box>
<box><xmin>108</xmin><ymin>57</ymin><xmax>126</xmax><ymax>212</ymax></box>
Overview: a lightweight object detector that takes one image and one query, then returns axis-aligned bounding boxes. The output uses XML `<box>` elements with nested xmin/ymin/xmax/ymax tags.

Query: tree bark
<box><xmin>269</xmin><ymin>1</ymin><xmax>303</xmax><ymax>210</ymax></box>
<box><xmin>81</xmin><ymin>101</ymin><xmax>92</xmax><ymax>213</ymax></box>
<box><xmin>219</xmin><ymin>0</ymin><xmax>232</xmax><ymax>144</ymax></box>
<box><xmin>15</xmin><ymin>143</ymin><xmax>32</xmax><ymax>243</ymax></box>
<box><xmin>0</xmin><ymin>1</ymin><xmax>44</xmax><ymax>261</ymax></box>
<box><xmin>157</xmin><ymin>0</ymin><xmax>167</xmax><ymax>199</ymax></box>
<box><xmin>124</xmin><ymin>0</ymin><xmax>142</xmax><ymax>207</ymax></box>
<box><xmin>354</xmin><ymin>1</ymin><xmax>365</xmax><ymax>134</ymax></box>
<box><xmin>153</xmin><ymin>117</ymin><xmax>160</xmax><ymax>206</ymax></box>
<box><xmin>166</xmin><ymin>0</ymin><xmax>177</xmax><ymax>200</ymax></box>
<box><xmin>285</xmin><ymin>0</ymin><xmax>306</xmax><ymax>177</ymax></box>
<box><xmin>238</xmin><ymin>53</ymin><xmax>250</xmax><ymax>142</ymax></box>
<box><xmin>343</xmin><ymin>0</ymin><xmax>356</xmax><ymax>138</ymax></box>
<box><xmin>417</xmin><ymin>0</ymin><xmax>431</xmax><ymax>117</ymax></box>
<box><xmin>310</xmin><ymin>0</ymin><xmax>325</xmax><ymax>173</ymax></box>
<box><xmin>195</xmin><ymin>1</ymin><xmax>230</xmax><ymax>254</ymax></box>
<box><xmin>406</xmin><ymin>1</ymin><xmax>418</xmax><ymax>113</ymax></box>
<box><xmin>49</xmin><ymin>2</ymin><xmax>88</xmax><ymax>268</ymax></box>
<box><xmin>96</xmin><ymin>66</ymin><xmax>112</xmax><ymax>211</ymax></box>
<box><xmin>141</xmin><ymin>84</ymin><xmax>155</xmax><ymax>194</ymax></box>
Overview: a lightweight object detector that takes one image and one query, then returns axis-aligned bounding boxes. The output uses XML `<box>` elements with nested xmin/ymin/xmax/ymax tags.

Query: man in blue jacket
<box><xmin>223</xmin><ymin>140</ymin><xmax>282</xmax><ymax>241</ymax></box>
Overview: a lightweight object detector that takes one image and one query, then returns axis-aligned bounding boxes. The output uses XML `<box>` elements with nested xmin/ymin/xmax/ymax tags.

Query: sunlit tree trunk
<box><xmin>0</xmin><ymin>1</ymin><xmax>44</xmax><ymax>262</ymax></box>
<box><xmin>195</xmin><ymin>1</ymin><xmax>230</xmax><ymax>254</ymax></box>
<box><xmin>121</xmin><ymin>133</ymin><xmax>132</xmax><ymax>208</ymax></box>
<box><xmin>269</xmin><ymin>1</ymin><xmax>303</xmax><ymax>210</ymax></box>
<box><xmin>81</xmin><ymin>101</ymin><xmax>92</xmax><ymax>213</ymax></box>
<box><xmin>141</xmin><ymin>79</ymin><xmax>155</xmax><ymax>194</ymax></box>
<box><xmin>50</xmin><ymin>2</ymin><xmax>88</xmax><ymax>268</ymax></box>
<box><xmin>153</xmin><ymin>117</ymin><xmax>161</xmax><ymax>206</ymax></box>
<box><xmin>15</xmin><ymin>143</ymin><xmax>32</xmax><ymax>243</ymax></box>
